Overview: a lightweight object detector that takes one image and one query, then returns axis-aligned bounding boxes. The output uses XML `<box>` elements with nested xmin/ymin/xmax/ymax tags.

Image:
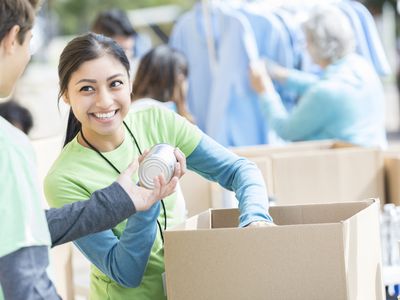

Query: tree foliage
<box><xmin>51</xmin><ymin>0</ymin><xmax>194</xmax><ymax>35</ymax></box>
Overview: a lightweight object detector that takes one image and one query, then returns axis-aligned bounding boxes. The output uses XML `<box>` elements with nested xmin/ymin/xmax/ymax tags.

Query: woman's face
<box><xmin>305</xmin><ymin>32</ymin><xmax>330</xmax><ymax>68</ymax></box>
<box><xmin>63</xmin><ymin>54</ymin><xmax>131</xmax><ymax>142</ymax></box>
<box><xmin>305</xmin><ymin>33</ymin><xmax>319</xmax><ymax>65</ymax></box>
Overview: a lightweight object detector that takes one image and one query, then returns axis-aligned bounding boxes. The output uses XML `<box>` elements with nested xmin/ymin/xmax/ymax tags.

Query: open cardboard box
<box><xmin>164</xmin><ymin>199</ymin><xmax>384</xmax><ymax>300</ymax></box>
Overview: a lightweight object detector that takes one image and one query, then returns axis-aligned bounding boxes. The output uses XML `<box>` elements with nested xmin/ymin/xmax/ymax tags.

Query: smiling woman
<box><xmin>45</xmin><ymin>32</ymin><xmax>274</xmax><ymax>300</ymax></box>
<box><xmin>58</xmin><ymin>33</ymin><xmax>131</xmax><ymax>149</ymax></box>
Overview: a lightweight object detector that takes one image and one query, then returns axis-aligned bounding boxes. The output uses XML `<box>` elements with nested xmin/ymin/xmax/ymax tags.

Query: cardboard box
<box><xmin>164</xmin><ymin>199</ymin><xmax>384</xmax><ymax>300</ymax></box>
<box><xmin>384</xmin><ymin>148</ymin><xmax>400</xmax><ymax>205</ymax></box>
<box><xmin>181</xmin><ymin>141</ymin><xmax>384</xmax><ymax>215</ymax></box>
<box><xmin>180</xmin><ymin>170</ymin><xmax>213</xmax><ymax>217</ymax></box>
<box><xmin>230</xmin><ymin>140</ymin><xmax>384</xmax><ymax>205</ymax></box>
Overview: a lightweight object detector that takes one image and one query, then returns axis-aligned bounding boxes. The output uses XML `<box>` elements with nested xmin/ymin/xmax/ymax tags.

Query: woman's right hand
<box><xmin>249</xmin><ymin>61</ymin><xmax>274</xmax><ymax>95</ymax></box>
<box><xmin>116</xmin><ymin>156</ymin><xmax>181</xmax><ymax>211</ymax></box>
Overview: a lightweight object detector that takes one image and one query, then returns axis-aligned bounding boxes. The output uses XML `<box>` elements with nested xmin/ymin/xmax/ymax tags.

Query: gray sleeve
<box><xmin>0</xmin><ymin>246</ymin><xmax>60</xmax><ymax>300</ymax></box>
<box><xmin>46</xmin><ymin>182</ymin><xmax>136</xmax><ymax>247</ymax></box>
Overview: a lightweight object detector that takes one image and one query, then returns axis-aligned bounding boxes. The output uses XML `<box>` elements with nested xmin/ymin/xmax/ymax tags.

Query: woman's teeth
<box><xmin>94</xmin><ymin>111</ymin><xmax>116</xmax><ymax>119</ymax></box>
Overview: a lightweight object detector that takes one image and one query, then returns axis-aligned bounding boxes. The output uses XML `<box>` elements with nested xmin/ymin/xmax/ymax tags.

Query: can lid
<box><xmin>139</xmin><ymin>157</ymin><xmax>172</xmax><ymax>189</ymax></box>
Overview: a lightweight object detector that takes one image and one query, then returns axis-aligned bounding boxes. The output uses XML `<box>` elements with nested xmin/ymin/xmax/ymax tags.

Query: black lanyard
<box><xmin>80</xmin><ymin>121</ymin><xmax>167</xmax><ymax>243</ymax></box>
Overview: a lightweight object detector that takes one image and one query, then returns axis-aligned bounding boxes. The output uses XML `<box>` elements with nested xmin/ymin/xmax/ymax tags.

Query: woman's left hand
<box><xmin>174</xmin><ymin>147</ymin><xmax>186</xmax><ymax>179</ymax></box>
<box><xmin>246</xmin><ymin>221</ymin><xmax>276</xmax><ymax>228</ymax></box>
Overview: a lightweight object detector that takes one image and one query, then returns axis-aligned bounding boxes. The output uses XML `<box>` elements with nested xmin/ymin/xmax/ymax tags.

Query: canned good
<box><xmin>139</xmin><ymin>143</ymin><xmax>177</xmax><ymax>189</ymax></box>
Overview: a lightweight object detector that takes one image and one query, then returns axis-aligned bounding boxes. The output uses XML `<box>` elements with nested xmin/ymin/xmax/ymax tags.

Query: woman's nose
<box><xmin>96</xmin><ymin>88</ymin><xmax>113</xmax><ymax>108</ymax></box>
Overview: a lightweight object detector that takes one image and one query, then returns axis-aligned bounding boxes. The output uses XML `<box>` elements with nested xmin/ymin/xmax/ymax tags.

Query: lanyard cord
<box><xmin>80</xmin><ymin>121</ymin><xmax>167</xmax><ymax>243</ymax></box>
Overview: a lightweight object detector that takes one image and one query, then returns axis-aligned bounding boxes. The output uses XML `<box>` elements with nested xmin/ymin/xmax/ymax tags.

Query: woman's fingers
<box><xmin>174</xmin><ymin>148</ymin><xmax>186</xmax><ymax>178</ymax></box>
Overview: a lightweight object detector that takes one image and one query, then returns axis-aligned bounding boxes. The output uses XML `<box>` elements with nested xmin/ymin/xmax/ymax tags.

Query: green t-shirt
<box><xmin>44</xmin><ymin>107</ymin><xmax>202</xmax><ymax>299</ymax></box>
<box><xmin>0</xmin><ymin>117</ymin><xmax>51</xmax><ymax>299</ymax></box>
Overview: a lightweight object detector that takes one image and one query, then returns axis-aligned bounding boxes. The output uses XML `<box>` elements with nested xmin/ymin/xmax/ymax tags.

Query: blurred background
<box><xmin>8</xmin><ymin>0</ymin><xmax>400</xmax><ymax>143</ymax></box>
<box><xmin>6</xmin><ymin>1</ymin><xmax>400</xmax><ymax>299</ymax></box>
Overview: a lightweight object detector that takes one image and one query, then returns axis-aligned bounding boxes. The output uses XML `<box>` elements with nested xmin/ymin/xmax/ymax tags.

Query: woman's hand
<box><xmin>116</xmin><ymin>147</ymin><xmax>187</xmax><ymax>211</ymax></box>
<box><xmin>246</xmin><ymin>221</ymin><xmax>276</xmax><ymax>228</ymax></box>
<box><xmin>249</xmin><ymin>61</ymin><xmax>275</xmax><ymax>95</ymax></box>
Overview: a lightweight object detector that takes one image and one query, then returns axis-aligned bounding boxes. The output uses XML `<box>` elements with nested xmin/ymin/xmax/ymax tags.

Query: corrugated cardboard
<box><xmin>181</xmin><ymin>141</ymin><xmax>384</xmax><ymax>216</ymax></box>
<box><xmin>230</xmin><ymin>140</ymin><xmax>384</xmax><ymax>205</ymax></box>
<box><xmin>180</xmin><ymin>170</ymin><xmax>213</xmax><ymax>217</ymax></box>
<box><xmin>164</xmin><ymin>199</ymin><xmax>384</xmax><ymax>300</ymax></box>
<box><xmin>384</xmin><ymin>148</ymin><xmax>400</xmax><ymax>205</ymax></box>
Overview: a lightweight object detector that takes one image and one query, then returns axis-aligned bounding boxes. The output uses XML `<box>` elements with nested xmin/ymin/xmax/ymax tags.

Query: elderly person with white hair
<box><xmin>249</xmin><ymin>5</ymin><xmax>387</xmax><ymax>148</ymax></box>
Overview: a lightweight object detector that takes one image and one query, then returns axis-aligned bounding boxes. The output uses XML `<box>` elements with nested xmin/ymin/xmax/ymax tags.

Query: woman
<box><xmin>44</xmin><ymin>33</ymin><xmax>273</xmax><ymax>299</ymax></box>
<box><xmin>132</xmin><ymin>44</ymin><xmax>194</xmax><ymax>123</ymax></box>
<box><xmin>249</xmin><ymin>5</ymin><xmax>387</xmax><ymax>148</ymax></box>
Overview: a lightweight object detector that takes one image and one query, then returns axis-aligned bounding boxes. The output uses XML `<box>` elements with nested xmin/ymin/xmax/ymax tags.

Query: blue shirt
<box><xmin>259</xmin><ymin>54</ymin><xmax>387</xmax><ymax>148</ymax></box>
<box><xmin>170</xmin><ymin>3</ymin><xmax>269</xmax><ymax>146</ymax></box>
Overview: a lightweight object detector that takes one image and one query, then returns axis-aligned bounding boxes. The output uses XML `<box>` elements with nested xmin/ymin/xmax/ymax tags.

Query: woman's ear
<box><xmin>62</xmin><ymin>92</ymin><xmax>70</xmax><ymax>105</ymax></box>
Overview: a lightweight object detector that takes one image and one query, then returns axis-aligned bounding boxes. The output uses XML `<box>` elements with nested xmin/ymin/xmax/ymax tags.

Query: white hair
<box><xmin>302</xmin><ymin>5</ymin><xmax>356</xmax><ymax>63</ymax></box>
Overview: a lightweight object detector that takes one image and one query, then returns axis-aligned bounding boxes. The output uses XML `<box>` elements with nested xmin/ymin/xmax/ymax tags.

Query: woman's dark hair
<box><xmin>132</xmin><ymin>45</ymin><xmax>193</xmax><ymax>122</ymax></box>
<box><xmin>58</xmin><ymin>32</ymin><xmax>130</xmax><ymax>146</ymax></box>
<box><xmin>91</xmin><ymin>9</ymin><xmax>137</xmax><ymax>38</ymax></box>
<box><xmin>0</xmin><ymin>100</ymin><xmax>33</xmax><ymax>134</ymax></box>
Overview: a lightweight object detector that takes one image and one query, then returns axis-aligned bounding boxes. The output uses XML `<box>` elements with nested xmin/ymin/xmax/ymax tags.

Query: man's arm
<box><xmin>0</xmin><ymin>246</ymin><xmax>60</xmax><ymax>300</ymax></box>
<box><xmin>47</xmin><ymin>156</ymin><xmax>183</xmax><ymax>248</ymax></box>
<box><xmin>46</xmin><ymin>182</ymin><xmax>135</xmax><ymax>247</ymax></box>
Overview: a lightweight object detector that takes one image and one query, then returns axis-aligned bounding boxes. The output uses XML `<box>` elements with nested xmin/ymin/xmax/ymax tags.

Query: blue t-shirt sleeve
<box><xmin>187</xmin><ymin>135</ymin><xmax>273</xmax><ymax>227</ymax></box>
<box><xmin>73</xmin><ymin>202</ymin><xmax>160</xmax><ymax>288</ymax></box>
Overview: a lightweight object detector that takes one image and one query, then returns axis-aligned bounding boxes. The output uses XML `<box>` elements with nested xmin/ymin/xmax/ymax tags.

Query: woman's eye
<box><xmin>111</xmin><ymin>80</ymin><xmax>123</xmax><ymax>88</ymax></box>
<box><xmin>80</xmin><ymin>86</ymin><xmax>94</xmax><ymax>92</ymax></box>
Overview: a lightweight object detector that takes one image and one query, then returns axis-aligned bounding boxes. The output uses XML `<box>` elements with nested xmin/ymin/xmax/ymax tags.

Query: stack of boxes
<box><xmin>175</xmin><ymin>140</ymin><xmax>388</xmax><ymax>299</ymax></box>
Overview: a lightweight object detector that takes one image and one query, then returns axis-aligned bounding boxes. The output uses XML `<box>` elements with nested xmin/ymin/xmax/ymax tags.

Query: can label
<box><xmin>139</xmin><ymin>143</ymin><xmax>177</xmax><ymax>189</ymax></box>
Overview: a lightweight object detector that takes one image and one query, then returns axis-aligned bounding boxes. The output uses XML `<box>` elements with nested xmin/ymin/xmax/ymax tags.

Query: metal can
<box><xmin>139</xmin><ymin>143</ymin><xmax>177</xmax><ymax>189</ymax></box>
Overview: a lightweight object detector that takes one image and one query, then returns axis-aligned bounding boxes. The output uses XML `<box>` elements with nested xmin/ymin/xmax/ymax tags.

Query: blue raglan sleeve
<box><xmin>187</xmin><ymin>135</ymin><xmax>273</xmax><ymax>227</ymax></box>
<box><xmin>73</xmin><ymin>202</ymin><xmax>160</xmax><ymax>288</ymax></box>
<box><xmin>284</xmin><ymin>69</ymin><xmax>320</xmax><ymax>95</ymax></box>
<box><xmin>259</xmin><ymin>85</ymin><xmax>335</xmax><ymax>141</ymax></box>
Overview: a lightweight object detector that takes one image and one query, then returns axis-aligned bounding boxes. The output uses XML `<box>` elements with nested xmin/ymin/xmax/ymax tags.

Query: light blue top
<box><xmin>259</xmin><ymin>54</ymin><xmax>387</xmax><ymax>148</ymax></box>
<box><xmin>169</xmin><ymin>5</ymin><xmax>214</xmax><ymax>132</ymax></box>
<box><xmin>349</xmin><ymin>0</ymin><xmax>391</xmax><ymax>76</ymax></box>
<box><xmin>239</xmin><ymin>4</ymin><xmax>299</xmax><ymax>111</ymax></box>
<box><xmin>339</xmin><ymin>1</ymin><xmax>390</xmax><ymax>76</ymax></box>
<box><xmin>74</xmin><ymin>134</ymin><xmax>273</xmax><ymax>287</ymax></box>
<box><xmin>170</xmin><ymin>3</ymin><xmax>269</xmax><ymax>146</ymax></box>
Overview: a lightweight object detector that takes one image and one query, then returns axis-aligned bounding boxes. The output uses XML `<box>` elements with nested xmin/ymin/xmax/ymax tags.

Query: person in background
<box><xmin>0</xmin><ymin>100</ymin><xmax>33</xmax><ymax>134</ymax></box>
<box><xmin>44</xmin><ymin>32</ymin><xmax>274</xmax><ymax>300</ymax></box>
<box><xmin>249</xmin><ymin>4</ymin><xmax>387</xmax><ymax>149</ymax></box>
<box><xmin>131</xmin><ymin>45</ymin><xmax>194</xmax><ymax>123</ymax></box>
<box><xmin>0</xmin><ymin>1</ymin><xmax>175</xmax><ymax>299</ymax></box>
<box><xmin>91</xmin><ymin>8</ymin><xmax>151</xmax><ymax>69</ymax></box>
<box><xmin>131</xmin><ymin>45</ymin><xmax>194</xmax><ymax>221</ymax></box>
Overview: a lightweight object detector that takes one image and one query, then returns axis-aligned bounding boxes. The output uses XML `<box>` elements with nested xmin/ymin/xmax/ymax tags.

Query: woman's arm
<box><xmin>250</xmin><ymin>63</ymin><xmax>332</xmax><ymax>141</ymax></box>
<box><xmin>187</xmin><ymin>135</ymin><xmax>273</xmax><ymax>227</ymax></box>
<box><xmin>73</xmin><ymin>202</ymin><xmax>160</xmax><ymax>288</ymax></box>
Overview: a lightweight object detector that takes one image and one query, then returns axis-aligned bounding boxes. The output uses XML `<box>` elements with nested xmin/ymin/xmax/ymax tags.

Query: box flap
<box><xmin>168</xmin><ymin>210</ymin><xmax>211</xmax><ymax>231</ymax></box>
<box><xmin>342</xmin><ymin>199</ymin><xmax>384</xmax><ymax>299</ymax></box>
<box><xmin>207</xmin><ymin>200</ymin><xmax>376</xmax><ymax>228</ymax></box>
<box><xmin>231</xmin><ymin>140</ymin><xmax>339</xmax><ymax>158</ymax></box>
<box><xmin>269</xmin><ymin>200</ymin><xmax>375</xmax><ymax>225</ymax></box>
